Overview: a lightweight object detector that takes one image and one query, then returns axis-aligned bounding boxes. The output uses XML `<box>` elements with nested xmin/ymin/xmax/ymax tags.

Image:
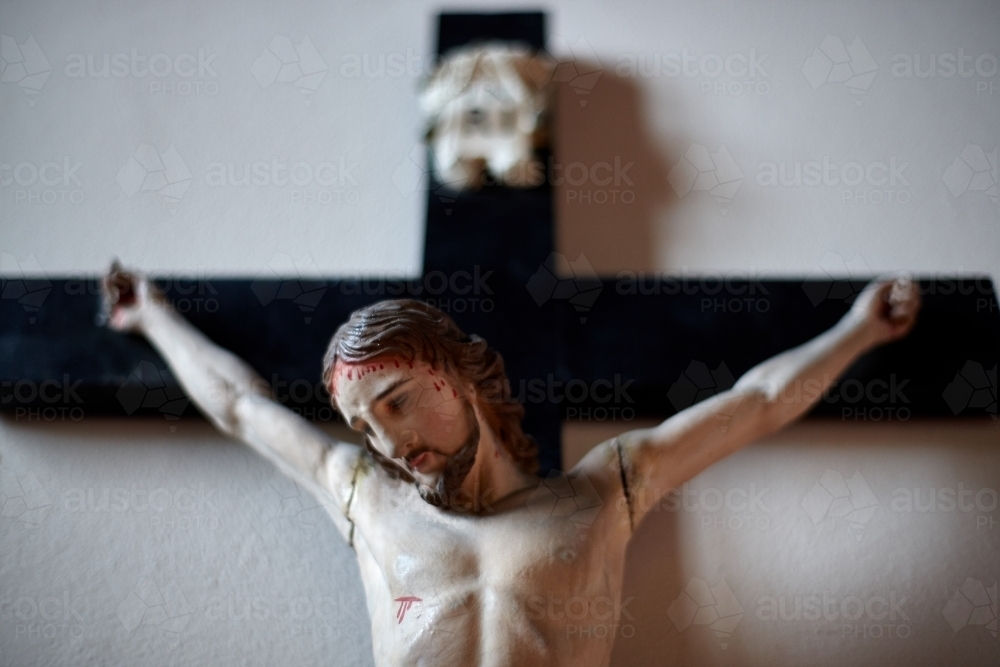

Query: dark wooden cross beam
<box><xmin>1</xmin><ymin>12</ymin><xmax>997</xmax><ymax>475</ymax></box>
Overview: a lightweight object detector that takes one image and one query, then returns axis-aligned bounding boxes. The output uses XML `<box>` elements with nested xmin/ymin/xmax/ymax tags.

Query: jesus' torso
<box><xmin>342</xmin><ymin>440</ymin><xmax>633</xmax><ymax>667</ymax></box>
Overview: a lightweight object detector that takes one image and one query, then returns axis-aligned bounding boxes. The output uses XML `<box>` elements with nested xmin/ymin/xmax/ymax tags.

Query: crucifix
<box><xmin>0</xmin><ymin>11</ymin><xmax>997</xmax><ymax>667</ymax></box>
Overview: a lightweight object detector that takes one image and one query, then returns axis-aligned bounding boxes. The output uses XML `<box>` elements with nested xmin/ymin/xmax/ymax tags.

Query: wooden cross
<box><xmin>1</xmin><ymin>12</ymin><xmax>996</xmax><ymax>472</ymax></box>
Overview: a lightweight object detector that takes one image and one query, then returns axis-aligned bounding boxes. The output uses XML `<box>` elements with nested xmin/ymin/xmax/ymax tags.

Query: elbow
<box><xmin>218</xmin><ymin>381</ymin><xmax>272</xmax><ymax>438</ymax></box>
<box><xmin>743</xmin><ymin>385</ymin><xmax>810</xmax><ymax>435</ymax></box>
<box><xmin>736</xmin><ymin>386</ymin><xmax>786</xmax><ymax>436</ymax></box>
<box><xmin>217</xmin><ymin>392</ymin><xmax>256</xmax><ymax>439</ymax></box>
<box><xmin>732</xmin><ymin>384</ymin><xmax>772</xmax><ymax>410</ymax></box>
<box><xmin>210</xmin><ymin>408</ymin><xmax>241</xmax><ymax>439</ymax></box>
<box><xmin>733</xmin><ymin>370</ymin><xmax>777</xmax><ymax>401</ymax></box>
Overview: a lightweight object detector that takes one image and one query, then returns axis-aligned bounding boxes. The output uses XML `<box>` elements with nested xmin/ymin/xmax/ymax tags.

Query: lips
<box><xmin>407</xmin><ymin>451</ymin><xmax>433</xmax><ymax>472</ymax></box>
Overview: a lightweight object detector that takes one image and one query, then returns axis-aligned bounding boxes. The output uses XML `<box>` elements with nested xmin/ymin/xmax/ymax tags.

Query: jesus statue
<box><xmin>100</xmin><ymin>263</ymin><xmax>920</xmax><ymax>666</ymax></box>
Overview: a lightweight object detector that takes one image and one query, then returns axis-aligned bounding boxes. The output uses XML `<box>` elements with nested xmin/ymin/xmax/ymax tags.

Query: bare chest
<box><xmin>351</xmin><ymin>480</ymin><xmax>632</xmax><ymax>666</ymax></box>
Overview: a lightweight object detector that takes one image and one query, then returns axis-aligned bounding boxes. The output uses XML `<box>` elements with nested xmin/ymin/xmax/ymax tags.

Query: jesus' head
<box><xmin>322</xmin><ymin>299</ymin><xmax>538</xmax><ymax>510</ymax></box>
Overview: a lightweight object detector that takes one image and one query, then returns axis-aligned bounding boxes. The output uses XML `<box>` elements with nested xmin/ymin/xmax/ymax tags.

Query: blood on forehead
<box><xmin>330</xmin><ymin>356</ymin><xmax>412</xmax><ymax>398</ymax></box>
<box><xmin>329</xmin><ymin>356</ymin><xmax>459</xmax><ymax>401</ymax></box>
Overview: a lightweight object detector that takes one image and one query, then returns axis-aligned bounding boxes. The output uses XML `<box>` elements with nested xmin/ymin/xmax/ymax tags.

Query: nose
<box><xmin>389</xmin><ymin>429</ymin><xmax>419</xmax><ymax>460</ymax></box>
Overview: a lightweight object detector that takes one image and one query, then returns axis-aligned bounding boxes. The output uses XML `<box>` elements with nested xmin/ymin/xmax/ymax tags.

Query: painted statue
<box><xmin>101</xmin><ymin>263</ymin><xmax>920</xmax><ymax>666</ymax></box>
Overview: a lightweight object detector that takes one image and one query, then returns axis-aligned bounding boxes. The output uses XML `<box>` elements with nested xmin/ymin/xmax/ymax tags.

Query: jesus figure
<box><xmin>101</xmin><ymin>264</ymin><xmax>920</xmax><ymax>666</ymax></box>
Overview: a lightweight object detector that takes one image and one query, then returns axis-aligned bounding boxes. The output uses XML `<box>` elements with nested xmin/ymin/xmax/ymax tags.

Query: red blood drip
<box><xmin>452</xmin><ymin>389</ymin><xmax>457</xmax><ymax>398</ymax></box>
<box><xmin>347</xmin><ymin>370</ymin><xmax>352</xmax><ymax>380</ymax></box>
<box><xmin>380</xmin><ymin>364</ymin><xmax>384</xmax><ymax>369</ymax></box>
<box><xmin>394</xmin><ymin>360</ymin><xmax>400</xmax><ymax>368</ymax></box>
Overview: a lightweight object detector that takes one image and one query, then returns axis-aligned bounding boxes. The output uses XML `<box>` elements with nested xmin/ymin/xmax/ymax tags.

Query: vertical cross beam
<box><xmin>422</xmin><ymin>12</ymin><xmax>561</xmax><ymax>472</ymax></box>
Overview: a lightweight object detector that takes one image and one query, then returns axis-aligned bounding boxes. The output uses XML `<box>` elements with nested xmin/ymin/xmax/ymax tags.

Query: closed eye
<box><xmin>386</xmin><ymin>394</ymin><xmax>408</xmax><ymax>413</ymax></box>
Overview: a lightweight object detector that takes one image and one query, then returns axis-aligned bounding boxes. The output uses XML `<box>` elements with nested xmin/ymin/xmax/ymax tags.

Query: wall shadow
<box><xmin>553</xmin><ymin>67</ymin><xmax>692</xmax><ymax>662</ymax></box>
<box><xmin>609</xmin><ymin>507</ymin><xmax>693</xmax><ymax>665</ymax></box>
<box><xmin>552</xmin><ymin>64</ymin><xmax>681</xmax><ymax>274</ymax></box>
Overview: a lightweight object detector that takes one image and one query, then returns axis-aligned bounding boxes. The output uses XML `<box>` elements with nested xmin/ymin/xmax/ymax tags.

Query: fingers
<box><xmin>884</xmin><ymin>277</ymin><xmax>921</xmax><ymax>340</ymax></box>
<box><xmin>888</xmin><ymin>275</ymin><xmax>914</xmax><ymax>299</ymax></box>
<box><xmin>103</xmin><ymin>259</ymin><xmax>125</xmax><ymax>299</ymax></box>
<box><xmin>870</xmin><ymin>275</ymin><xmax>917</xmax><ymax>312</ymax></box>
<box><xmin>876</xmin><ymin>279</ymin><xmax>896</xmax><ymax>305</ymax></box>
<box><xmin>99</xmin><ymin>267</ymin><xmax>121</xmax><ymax>317</ymax></box>
<box><xmin>103</xmin><ymin>271</ymin><xmax>129</xmax><ymax>306</ymax></box>
<box><xmin>99</xmin><ymin>260</ymin><xmax>147</xmax><ymax>330</ymax></box>
<box><xmin>887</xmin><ymin>276</ymin><xmax>920</xmax><ymax>320</ymax></box>
<box><xmin>103</xmin><ymin>261</ymin><xmax>142</xmax><ymax>302</ymax></box>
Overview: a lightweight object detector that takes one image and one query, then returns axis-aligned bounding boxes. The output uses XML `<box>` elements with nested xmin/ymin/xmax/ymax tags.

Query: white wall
<box><xmin>1</xmin><ymin>0</ymin><xmax>997</xmax><ymax>280</ymax></box>
<box><xmin>2</xmin><ymin>1</ymin><xmax>998</xmax><ymax>665</ymax></box>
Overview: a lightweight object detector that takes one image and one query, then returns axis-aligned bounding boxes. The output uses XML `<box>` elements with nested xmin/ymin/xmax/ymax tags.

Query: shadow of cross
<box><xmin>413</xmin><ymin>11</ymin><xmax>1000</xmax><ymax>468</ymax></box>
<box><xmin>0</xmin><ymin>12</ymin><xmax>998</xmax><ymax>476</ymax></box>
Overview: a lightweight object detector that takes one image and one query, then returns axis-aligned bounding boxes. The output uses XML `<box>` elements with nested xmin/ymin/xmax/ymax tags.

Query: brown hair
<box><xmin>322</xmin><ymin>299</ymin><xmax>539</xmax><ymax>475</ymax></box>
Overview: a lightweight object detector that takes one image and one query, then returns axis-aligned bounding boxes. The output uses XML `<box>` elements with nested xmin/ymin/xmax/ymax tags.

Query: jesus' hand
<box><xmin>99</xmin><ymin>261</ymin><xmax>163</xmax><ymax>333</ymax></box>
<box><xmin>846</xmin><ymin>276</ymin><xmax>922</xmax><ymax>347</ymax></box>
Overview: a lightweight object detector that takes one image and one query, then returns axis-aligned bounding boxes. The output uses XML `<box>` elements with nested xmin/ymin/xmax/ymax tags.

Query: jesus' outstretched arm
<box><xmin>574</xmin><ymin>276</ymin><xmax>922</xmax><ymax>527</ymax></box>
<box><xmin>100</xmin><ymin>263</ymin><xmax>362</xmax><ymax>542</ymax></box>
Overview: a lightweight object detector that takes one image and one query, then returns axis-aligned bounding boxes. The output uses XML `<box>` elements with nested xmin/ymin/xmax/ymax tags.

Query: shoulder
<box><xmin>569</xmin><ymin>428</ymin><xmax>655</xmax><ymax>478</ymax></box>
<box><xmin>321</xmin><ymin>443</ymin><xmax>365</xmax><ymax>507</ymax></box>
<box><xmin>568</xmin><ymin>431</ymin><xmax>646</xmax><ymax>498</ymax></box>
<box><xmin>569</xmin><ymin>427</ymin><xmax>671</xmax><ymax>502</ymax></box>
<box><xmin>324</xmin><ymin>445</ymin><xmax>413</xmax><ymax>511</ymax></box>
<box><xmin>566</xmin><ymin>432</ymin><xmax>654</xmax><ymax>532</ymax></box>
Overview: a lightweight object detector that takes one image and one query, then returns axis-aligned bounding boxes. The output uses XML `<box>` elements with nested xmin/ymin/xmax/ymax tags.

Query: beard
<box><xmin>416</xmin><ymin>400</ymin><xmax>481</xmax><ymax>510</ymax></box>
